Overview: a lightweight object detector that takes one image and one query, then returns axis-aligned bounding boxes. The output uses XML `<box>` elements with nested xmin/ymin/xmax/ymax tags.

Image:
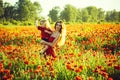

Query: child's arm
<box><xmin>44</xmin><ymin>30</ymin><xmax>52</xmax><ymax>34</ymax></box>
<box><xmin>35</xmin><ymin>19</ymin><xmax>38</xmax><ymax>27</ymax></box>
<box><xmin>35</xmin><ymin>19</ymin><xmax>43</xmax><ymax>30</ymax></box>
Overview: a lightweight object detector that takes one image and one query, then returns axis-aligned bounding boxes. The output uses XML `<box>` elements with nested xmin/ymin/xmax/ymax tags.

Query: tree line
<box><xmin>49</xmin><ymin>5</ymin><xmax>120</xmax><ymax>23</ymax></box>
<box><xmin>0</xmin><ymin>0</ymin><xmax>120</xmax><ymax>25</ymax></box>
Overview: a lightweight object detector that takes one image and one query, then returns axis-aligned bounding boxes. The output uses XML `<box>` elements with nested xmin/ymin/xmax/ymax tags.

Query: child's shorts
<box><xmin>42</xmin><ymin>38</ymin><xmax>48</xmax><ymax>42</ymax></box>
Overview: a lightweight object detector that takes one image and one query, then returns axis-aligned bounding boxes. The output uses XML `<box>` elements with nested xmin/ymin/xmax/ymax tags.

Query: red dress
<box><xmin>37</xmin><ymin>26</ymin><xmax>52</xmax><ymax>41</ymax></box>
<box><xmin>45</xmin><ymin>36</ymin><xmax>56</xmax><ymax>58</ymax></box>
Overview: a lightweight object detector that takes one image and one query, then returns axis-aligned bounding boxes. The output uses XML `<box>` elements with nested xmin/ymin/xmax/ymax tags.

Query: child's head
<box><xmin>40</xmin><ymin>19</ymin><xmax>52</xmax><ymax>29</ymax></box>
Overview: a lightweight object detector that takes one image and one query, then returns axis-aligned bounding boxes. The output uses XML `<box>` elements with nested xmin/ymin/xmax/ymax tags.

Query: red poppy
<box><xmin>114</xmin><ymin>65</ymin><xmax>120</xmax><ymax>70</ymax></box>
<box><xmin>107</xmin><ymin>77</ymin><xmax>113</xmax><ymax>80</ymax></box>
<box><xmin>75</xmin><ymin>68</ymin><xmax>82</xmax><ymax>73</ymax></box>
<box><xmin>24</xmin><ymin>61</ymin><xmax>29</xmax><ymax>65</ymax></box>
<box><xmin>4</xmin><ymin>69</ymin><xmax>10</xmax><ymax>74</ymax></box>
<box><xmin>76</xmin><ymin>76</ymin><xmax>83</xmax><ymax>80</ymax></box>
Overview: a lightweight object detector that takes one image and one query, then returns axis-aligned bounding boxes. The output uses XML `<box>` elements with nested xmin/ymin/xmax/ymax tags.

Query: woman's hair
<box><xmin>55</xmin><ymin>20</ymin><xmax>66</xmax><ymax>47</ymax></box>
<box><xmin>40</xmin><ymin>19</ymin><xmax>52</xmax><ymax>30</ymax></box>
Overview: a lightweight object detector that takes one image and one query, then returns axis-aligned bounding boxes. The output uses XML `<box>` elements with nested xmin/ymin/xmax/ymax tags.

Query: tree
<box><xmin>16</xmin><ymin>0</ymin><xmax>41</xmax><ymax>21</ymax></box>
<box><xmin>76</xmin><ymin>8</ymin><xmax>82</xmax><ymax>22</ymax></box>
<box><xmin>105</xmin><ymin>10</ymin><xmax>119</xmax><ymax>22</ymax></box>
<box><xmin>0</xmin><ymin>0</ymin><xmax>4</xmax><ymax>18</ymax></box>
<box><xmin>97</xmin><ymin>8</ymin><xmax>105</xmax><ymax>22</ymax></box>
<box><xmin>33</xmin><ymin>1</ymin><xmax>42</xmax><ymax>17</ymax></box>
<box><xmin>86</xmin><ymin>6</ymin><xmax>98</xmax><ymax>22</ymax></box>
<box><xmin>81</xmin><ymin>8</ymin><xmax>89</xmax><ymax>22</ymax></box>
<box><xmin>105</xmin><ymin>11</ymin><xmax>112</xmax><ymax>22</ymax></box>
<box><xmin>111</xmin><ymin>9</ymin><xmax>119</xmax><ymax>22</ymax></box>
<box><xmin>60</xmin><ymin>4</ymin><xmax>78</xmax><ymax>22</ymax></box>
<box><xmin>118</xmin><ymin>11</ymin><xmax>120</xmax><ymax>22</ymax></box>
<box><xmin>3</xmin><ymin>2</ymin><xmax>16</xmax><ymax>20</ymax></box>
<box><xmin>48</xmin><ymin>6</ymin><xmax>60</xmax><ymax>22</ymax></box>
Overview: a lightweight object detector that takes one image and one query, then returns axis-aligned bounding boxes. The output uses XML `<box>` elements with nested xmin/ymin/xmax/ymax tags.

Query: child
<box><xmin>35</xmin><ymin>19</ymin><xmax>52</xmax><ymax>55</ymax></box>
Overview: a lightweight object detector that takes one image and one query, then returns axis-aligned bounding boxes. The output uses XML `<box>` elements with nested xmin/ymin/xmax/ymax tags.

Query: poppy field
<box><xmin>0</xmin><ymin>24</ymin><xmax>120</xmax><ymax>80</ymax></box>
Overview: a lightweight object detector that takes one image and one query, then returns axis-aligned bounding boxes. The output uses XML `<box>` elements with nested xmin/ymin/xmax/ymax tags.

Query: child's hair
<box><xmin>56</xmin><ymin>20</ymin><xmax>66</xmax><ymax>47</ymax></box>
<box><xmin>40</xmin><ymin>19</ymin><xmax>52</xmax><ymax>30</ymax></box>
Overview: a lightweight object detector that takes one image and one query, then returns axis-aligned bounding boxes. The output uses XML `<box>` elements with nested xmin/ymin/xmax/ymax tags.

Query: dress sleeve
<box><xmin>37</xmin><ymin>26</ymin><xmax>43</xmax><ymax>30</ymax></box>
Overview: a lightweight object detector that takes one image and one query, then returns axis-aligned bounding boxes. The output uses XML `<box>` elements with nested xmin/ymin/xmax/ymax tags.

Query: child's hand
<box><xmin>35</xmin><ymin>19</ymin><xmax>38</xmax><ymax>27</ymax></box>
<box><xmin>44</xmin><ymin>30</ymin><xmax>52</xmax><ymax>34</ymax></box>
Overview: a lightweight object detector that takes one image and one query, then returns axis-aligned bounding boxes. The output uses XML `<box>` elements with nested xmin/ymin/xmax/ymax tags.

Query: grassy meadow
<box><xmin>0</xmin><ymin>23</ymin><xmax>120</xmax><ymax>80</ymax></box>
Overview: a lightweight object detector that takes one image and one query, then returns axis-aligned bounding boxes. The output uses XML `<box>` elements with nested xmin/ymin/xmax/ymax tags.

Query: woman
<box><xmin>41</xmin><ymin>20</ymin><xmax>66</xmax><ymax>58</ymax></box>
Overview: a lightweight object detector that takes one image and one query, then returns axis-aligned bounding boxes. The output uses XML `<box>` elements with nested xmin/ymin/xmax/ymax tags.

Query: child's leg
<box><xmin>40</xmin><ymin>44</ymin><xmax>48</xmax><ymax>54</ymax></box>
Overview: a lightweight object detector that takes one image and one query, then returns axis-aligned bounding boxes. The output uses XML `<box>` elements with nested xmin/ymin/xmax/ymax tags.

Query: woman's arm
<box><xmin>41</xmin><ymin>34</ymin><xmax>60</xmax><ymax>46</ymax></box>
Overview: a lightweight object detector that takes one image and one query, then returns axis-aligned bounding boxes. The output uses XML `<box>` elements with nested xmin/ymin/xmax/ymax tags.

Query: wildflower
<box><xmin>41</xmin><ymin>71</ymin><xmax>45</xmax><ymax>77</ymax></box>
<box><xmin>76</xmin><ymin>76</ymin><xmax>83</xmax><ymax>80</ymax></box>
<box><xmin>107</xmin><ymin>77</ymin><xmax>113</xmax><ymax>80</ymax></box>
<box><xmin>114</xmin><ymin>65</ymin><xmax>120</xmax><ymax>70</ymax></box>
<box><xmin>74</xmin><ymin>64</ymin><xmax>78</xmax><ymax>67</ymax></box>
<box><xmin>8</xmin><ymin>62</ymin><xmax>12</xmax><ymax>67</ymax></box>
<box><xmin>34</xmin><ymin>69</ymin><xmax>40</xmax><ymax>74</ymax></box>
<box><xmin>79</xmin><ymin>65</ymin><xmax>83</xmax><ymax>70</ymax></box>
<box><xmin>100</xmin><ymin>72</ymin><xmax>108</xmax><ymax>78</ymax></box>
<box><xmin>78</xmin><ymin>52</ymin><xmax>82</xmax><ymax>57</ymax></box>
<box><xmin>7</xmin><ymin>74</ymin><xmax>14</xmax><ymax>79</ymax></box>
<box><xmin>46</xmin><ymin>61</ymin><xmax>52</xmax><ymax>66</ymax></box>
<box><xmin>66</xmin><ymin>63</ymin><xmax>74</xmax><ymax>71</ymax></box>
<box><xmin>4</xmin><ymin>69</ymin><xmax>10</xmax><ymax>74</ymax></box>
<box><xmin>0</xmin><ymin>63</ymin><xmax>3</xmax><ymax>69</ymax></box>
<box><xmin>37</xmin><ymin>65</ymin><xmax>42</xmax><ymax>69</ymax></box>
<box><xmin>2</xmin><ymin>75</ymin><xmax>8</xmax><ymax>80</ymax></box>
<box><xmin>75</xmin><ymin>68</ymin><xmax>82</xmax><ymax>73</ymax></box>
<box><xmin>49</xmin><ymin>67</ymin><xmax>54</xmax><ymax>71</ymax></box>
<box><xmin>88</xmin><ymin>76</ymin><xmax>94</xmax><ymax>80</ymax></box>
<box><xmin>24</xmin><ymin>61</ymin><xmax>29</xmax><ymax>65</ymax></box>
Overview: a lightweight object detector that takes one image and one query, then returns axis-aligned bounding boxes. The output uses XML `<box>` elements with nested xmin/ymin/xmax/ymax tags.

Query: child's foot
<box><xmin>39</xmin><ymin>51</ymin><xmax>44</xmax><ymax>55</ymax></box>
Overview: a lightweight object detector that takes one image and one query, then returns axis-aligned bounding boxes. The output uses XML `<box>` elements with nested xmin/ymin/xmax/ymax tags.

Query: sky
<box><xmin>3</xmin><ymin>0</ymin><xmax>120</xmax><ymax>17</ymax></box>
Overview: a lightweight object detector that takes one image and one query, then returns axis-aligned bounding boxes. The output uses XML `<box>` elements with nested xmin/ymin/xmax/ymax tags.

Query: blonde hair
<box><xmin>56</xmin><ymin>21</ymin><xmax>66</xmax><ymax>47</ymax></box>
<box><xmin>40</xmin><ymin>19</ymin><xmax>52</xmax><ymax>30</ymax></box>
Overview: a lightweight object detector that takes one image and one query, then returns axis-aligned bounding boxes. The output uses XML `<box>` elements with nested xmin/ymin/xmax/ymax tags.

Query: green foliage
<box><xmin>33</xmin><ymin>1</ymin><xmax>42</xmax><ymax>14</ymax></box>
<box><xmin>75</xmin><ymin>36</ymin><xmax>88</xmax><ymax>43</ymax></box>
<box><xmin>86</xmin><ymin>6</ymin><xmax>98</xmax><ymax>22</ymax></box>
<box><xmin>60</xmin><ymin>4</ymin><xmax>78</xmax><ymax>22</ymax></box>
<box><xmin>1</xmin><ymin>0</ymin><xmax>120</xmax><ymax>23</ymax></box>
<box><xmin>81</xmin><ymin>8</ymin><xmax>89</xmax><ymax>22</ymax></box>
<box><xmin>105</xmin><ymin>10</ymin><xmax>120</xmax><ymax>22</ymax></box>
<box><xmin>0</xmin><ymin>0</ymin><xmax>4</xmax><ymax>17</ymax></box>
<box><xmin>48</xmin><ymin>6</ymin><xmax>60</xmax><ymax>22</ymax></box>
<box><xmin>97</xmin><ymin>8</ymin><xmax>105</xmax><ymax>21</ymax></box>
<box><xmin>102</xmin><ymin>33</ymin><xmax>120</xmax><ymax>54</ymax></box>
<box><xmin>3</xmin><ymin>21</ymin><xmax>10</xmax><ymax>25</ymax></box>
<box><xmin>10</xmin><ymin>20</ymin><xmax>18</xmax><ymax>25</ymax></box>
<box><xmin>1</xmin><ymin>0</ymin><xmax>42</xmax><ymax>23</ymax></box>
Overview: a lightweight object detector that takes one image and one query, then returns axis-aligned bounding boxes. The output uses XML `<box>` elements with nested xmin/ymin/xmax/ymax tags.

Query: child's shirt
<box><xmin>37</xmin><ymin>26</ymin><xmax>52</xmax><ymax>41</ymax></box>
